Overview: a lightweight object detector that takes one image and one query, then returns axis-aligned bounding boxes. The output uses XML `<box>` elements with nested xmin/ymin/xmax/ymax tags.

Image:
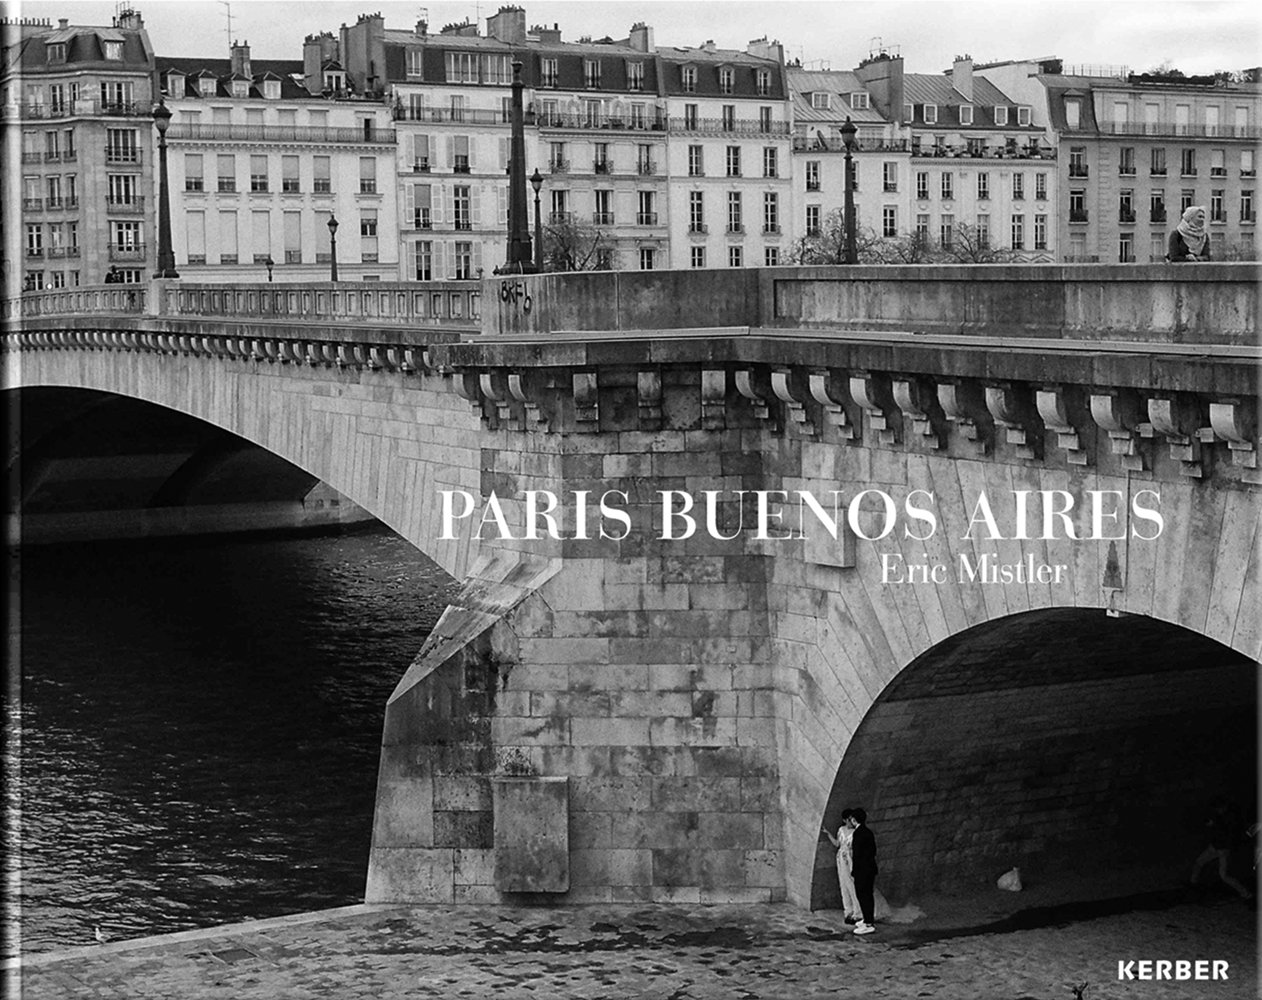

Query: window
<box><xmin>406</xmin><ymin>49</ymin><xmax>424</xmax><ymax>78</ymax></box>
<box><xmin>1069</xmin><ymin>189</ymin><xmax>1087</xmax><ymax>221</ymax></box>
<box><xmin>1119</xmin><ymin>232</ymin><xmax>1134</xmax><ymax>263</ymax></box>
<box><xmin>595</xmin><ymin>248</ymin><xmax>613</xmax><ymax>270</ymax></box>
<box><xmin>584</xmin><ymin>59</ymin><xmax>601</xmax><ymax>88</ymax></box>
<box><xmin>550</xmin><ymin>141</ymin><xmax>567</xmax><ymax>172</ymax></box>
<box><xmin>185</xmin><ymin>154</ymin><xmax>204</xmax><ymax>191</ymax></box>
<box><xmin>105</xmin><ymin>128</ymin><xmax>138</xmax><ymax>163</ymax></box>
<box><xmin>1210</xmin><ymin>190</ymin><xmax>1225</xmax><ymax>222</ymax></box>
<box><xmin>681</xmin><ymin>66</ymin><xmax>696</xmax><ymax>93</ymax></box>
<box><xmin>198</xmin><ymin>76</ymin><xmax>216</xmax><ymax>97</ymax></box>
<box><xmin>1018</xmin><ymin>106</ymin><xmax>1032</xmax><ymax>126</ymax></box>
<box><xmin>1069</xmin><ymin>147</ymin><xmax>1087</xmax><ymax>177</ymax></box>
<box><xmin>719</xmin><ymin>67</ymin><xmax>734</xmax><ymax>94</ymax></box>
<box><xmin>46</xmin><ymin>42</ymin><xmax>66</xmax><ymax>64</ymax></box>
<box><xmin>850</xmin><ymin>92</ymin><xmax>869</xmax><ymax>110</ymax></box>
<box><xmin>1065</xmin><ymin>99</ymin><xmax>1081</xmax><ymax>129</ymax></box>
<box><xmin>976</xmin><ymin>214</ymin><xmax>990</xmax><ymax>247</ymax></box>
<box><xmin>759</xmin><ymin>106</ymin><xmax>773</xmax><ymax>133</ymax></box>
<box><xmin>1243</xmin><ymin>149</ymin><xmax>1256</xmax><ymax>176</ymax></box>
<box><xmin>263</xmin><ymin>79</ymin><xmax>281</xmax><ymax>100</ymax></box>
<box><xmin>1012</xmin><ymin>173</ymin><xmax>1024</xmax><ymax>200</ymax></box>
<box><xmin>763</xmin><ymin>147</ymin><xmax>778</xmax><ymax>178</ymax></box>
<box><xmin>409</xmin><ymin>184</ymin><xmax>433</xmax><ymax>228</ymax></box>
<box><xmin>924</xmin><ymin>104</ymin><xmax>937</xmax><ymax>124</ymax></box>
<box><xmin>903</xmin><ymin>102</ymin><xmax>914</xmax><ymax>122</ymax></box>
<box><xmin>765</xmin><ymin>246</ymin><xmax>779</xmax><ymax>266</ymax></box>
<box><xmin>1241</xmin><ymin>190</ymin><xmax>1254</xmax><ymax>223</ymax></box>
<box><xmin>627</xmin><ymin>61</ymin><xmax>644</xmax><ymax>91</ymax></box>
<box><xmin>450</xmin><ymin>95</ymin><xmax>467</xmax><ymax>123</ymax></box>
<box><xmin>806</xmin><ymin>160</ymin><xmax>820</xmax><ymax>191</ymax></box>
<box><xmin>763</xmin><ymin>192</ymin><xmax>779</xmax><ymax>233</ymax></box>
<box><xmin>883</xmin><ymin>162</ymin><xmax>897</xmax><ymax>192</ymax></box>
<box><xmin>1035</xmin><ymin>172</ymin><xmax>1047</xmax><ymax>200</ymax></box>
<box><xmin>728</xmin><ymin>245</ymin><xmax>743</xmax><ymax>267</ymax></box>
<box><xmin>756</xmin><ymin>70</ymin><xmax>771</xmax><ymax>96</ymax></box>
<box><xmin>1150</xmin><ymin>189</ymin><xmax>1167</xmax><ymax>223</ymax></box>
<box><xmin>445</xmin><ymin>52</ymin><xmax>476</xmax><ymax>83</ymax></box>
<box><xmin>360</xmin><ymin>210</ymin><xmax>378</xmax><ymax>262</ymax></box>
<box><xmin>541</xmin><ymin>58</ymin><xmax>558</xmax><ymax>88</ymax></box>
<box><xmin>452</xmin><ymin>135</ymin><xmax>471</xmax><ymax>172</ymax></box>
<box><xmin>639</xmin><ymin>247</ymin><xmax>655</xmax><ymax>269</ymax></box>
<box><xmin>1206</xmin><ymin>106</ymin><xmax>1220</xmax><ymax>137</ymax></box>
<box><xmin>637</xmin><ymin>190</ymin><xmax>656</xmax><ymax>224</ymax></box>
<box><xmin>939</xmin><ymin>214</ymin><xmax>954</xmax><ymax>249</ymax></box>
<box><xmin>230</xmin><ymin>79</ymin><xmax>249</xmax><ymax>99</ymax></box>
<box><xmin>218</xmin><ymin>211</ymin><xmax>237</xmax><ymax>263</ymax></box>
<box><xmin>721</xmin><ymin>105</ymin><xmax>736</xmax><ymax>131</ymax></box>
<box><xmin>107</xmin><ymin>174</ymin><xmax>138</xmax><ymax>206</ymax></box>
<box><xmin>313</xmin><ymin>156</ymin><xmax>331</xmax><ymax>193</ymax></box>
<box><xmin>594</xmin><ymin>142</ymin><xmax>610</xmax><ymax>173</ymax></box>
<box><xmin>1151</xmin><ymin>148</ymin><xmax>1167</xmax><ymax>176</ymax></box>
<box><xmin>281</xmin><ymin>156</ymin><xmax>299</xmax><ymax>193</ymax></box>
<box><xmin>688</xmin><ymin>145</ymin><xmax>703</xmax><ymax>177</ymax></box>
<box><xmin>104</xmin><ymin>40</ymin><xmax>123</xmax><ymax>60</ymax></box>
<box><xmin>806</xmin><ymin>204</ymin><xmax>821</xmax><ymax>236</ymax></box>
<box><xmin>549</xmin><ymin>189</ymin><xmax>567</xmax><ymax>222</ymax></box>
<box><xmin>1211</xmin><ymin>149</ymin><xmax>1226</xmax><ymax>177</ymax></box>
<box><xmin>359</xmin><ymin>158</ymin><xmax>377</xmax><ymax>194</ymax></box>
<box><xmin>691</xmin><ymin>246</ymin><xmax>706</xmax><ymax>268</ymax></box>
<box><xmin>994</xmin><ymin>106</ymin><xmax>1008</xmax><ymax>126</ymax></box>
<box><xmin>915</xmin><ymin>214</ymin><xmax>930</xmax><ymax>239</ymax></box>
<box><xmin>977</xmin><ymin>172</ymin><xmax>989</xmax><ymax>200</ymax></box>
<box><xmin>1119</xmin><ymin>147</ymin><xmax>1135</xmax><ymax>175</ymax></box>
<box><xmin>811</xmin><ymin>92</ymin><xmax>829</xmax><ymax>110</ymax></box>
<box><xmin>684</xmin><ymin>104</ymin><xmax>698</xmax><ymax>130</ymax></box>
<box><xmin>26</xmin><ymin>224</ymin><xmax>43</xmax><ymax>257</ymax></box>
<box><xmin>454</xmin><ymin>241</ymin><xmax>473</xmax><ymax>280</ymax></box>
<box><xmin>250</xmin><ymin>211</ymin><xmax>271</xmax><ymax>263</ymax></box>
<box><xmin>1011</xmin><ymin>214</ymin><xmax>1024</xmax><ymax>250</ymax></box>
<box><xmin>1119</xmin><ymin>189</ymin><xmax>1135</xmax><ymax>223</ymax></box>
<box><xmin>959</xmin><ymin>104</ymin><xmax>974</xmax><ymax>126</ymax></box>
<box><xmin>882</xmin><ymin>206</ymin><xmax>897</xmax><ymax>238</ymax></box>
<box><xmin>1181</xmin><ymin>188</ymin><xmax>1194</xmax><ymax>212</ymax></box>
<box><xmin>727</xmin><ymin>191</ymin><xmax>742</xmax><ymax>232</ymax></box>
<box><xmin>594</xmin><ymin>189</ymin><xmax>613</xmax><ymax>224</ymax></box>
<box><xmin>412</xmin><ymin>241</ymin><xmax>433</xmax><ymax>280</ymax></box>
<box><xmin>250</xmin><ymin>155</ymin><xmax>268</xmax><ymax>192</ymax></box>
<box><xmin>1181</xmin><ymin>149</ymin><xmax>1196</xmax><ymax>176</ymax></box>
<box><xmin>726</xmin><ymin>146</ymin><xmax>741</xmax><ymax>178</ymax></box>
<box><xmin>217</xmin><ymin>153</ymin><xmax>236</xmax><ymax>192</ymax></box>
<box><xmin>1034</xmin><ymin>214</ymin><xmax>1048</xmax><ymax>250</ymax></box>
<box><xmin>689</xmin><ymin>191</ymin><xmax>705</xmax><ymax>232</ymax></box>
<box><xmin>941</xmin><ymin>172</ymin><xmax>953</xmax><ymax>199</ymax></box>
<box><xmin>917</xmin><ymin>172</ymin><xmax>929</xmax><ymax>200</ymax></box>
<box><xmin>280</xmin><ymin>211</ymin><xmax>300</xmax><ymax>264</ymax></box>
<box><xmin>100</xmin><ymin>80</ymin><xmax>133</xmax><ymax>110</ymax></box>
<box><xmin>481</xmin><ymin>54</ymin><xmax>511</xmax><ymax>85</ymax></box>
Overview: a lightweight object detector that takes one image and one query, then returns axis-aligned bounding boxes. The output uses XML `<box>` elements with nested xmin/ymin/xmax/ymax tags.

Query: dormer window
<box><xmin>198</xmin><ymin>76</ymin><xmax>216</xmax><ymax>97</ymax></box>
<box><xmin>263</xmin><ymin>78</ymin><xmax>280</xmax><ymax>100</ymax></box>
<box><xmin>681</xmin><ymin>65</ymin><xmax>696</xmax><ymax>92</ymax></box>
<box><xmin>627</xmin><ymin>61</ymin><xmax>644</xmax><ymax>91</ymax></box>
<box><xmin>1017</xmin><ymin>106</ymin><xmax>1031</xmax><ymax>126</ymax></box>
<box><xmin>959</xmin><ymin>104</ymin><xmax>974</xmax><ymax>126</ymax></box>
<box><xmin>810</xmin><ymin>92</ymin><xmax>829</xmax><ymax>110</ymax></box>
<box><xmin>584</xmin><ymin>58</ymin><xmax>601</xmax><ymax>88</ymax></box>
<box><xmin>719</xmin><ymin>66</ymin><xmax>734</xmax><ymax>94</ymax></box>
<box><xmin>994</xmin><ymin>105</ymin><xmax>1008</xmax><ymax>126</ymax></box>
<box><xmin>924</xmin><ymin>104</ymin><xmax>938</xmax><ymax>124</ymax></box>
<box><xmin>46</xmin><ymin>43</ymin><xmax>66</xmax><ymax>64</ymax></box>
<box><xmin>166</xmin><ymin>72</ymin><xmax>185</xmax><ymax>96</ymax></box>
<box><xmin>540</xmin><ymin>57</ymin><xmax>558</xmax><ymax>87</ymax></box>
<box><xmin>1066</xmin><ymin>98</ymin><xmax>1080</xmax><ymax>128</ymax></box>
<box><xmin>231</xmin><ymin>79</ymin><xmax>249</xmax><ymax>98</ymax></box>
<box><xmin>406</xmin><ymin>49</ymin><xmax>423</xmax><ymax>78</ymax></box>
<box><xmin>756</xmin><ymin>69</ymin><xmax>771</xmax><ymax>96</ymax></box>
<box><xmin>104</xmin><ymin>40</ymin><xmax>123</xmax><ymax>60</ymax></box>
<box><xmin>850</xmin><ymin>92</ymin><xmax>869</xmax><ymax>110</ymax></box>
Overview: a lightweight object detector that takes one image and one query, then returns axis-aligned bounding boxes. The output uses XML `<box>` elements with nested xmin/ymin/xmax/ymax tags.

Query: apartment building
<box><xmin>156</xmin><ymin>39</ymin><xmax>398</xmax><ymax>281</ymax></box>
<box><xmin>978</xmin><ymin>59</ymin><xmax>1261</xmax><ymax>262</ymax></box>
<box><xmin>3</xmin><ymin>9</ymin><xmax>157</xmax><ymax>290</ymax></box>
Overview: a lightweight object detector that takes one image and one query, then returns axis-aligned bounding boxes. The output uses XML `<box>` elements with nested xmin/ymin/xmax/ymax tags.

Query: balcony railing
<box><xmin>108</xmin><ymin>243</ymin><xmax>146</xmax><ymax>260</ymax></box>
<box><xmin>393</xmin><ymin>106</ymin><xmax>508</xmax><ymax>125</ymax></box>
<box><xmin>22</xmin><ymin>198</ymin><xmax>43</xmax><ymax>211</ymax></box>
<box><xmin>1068</xmin><ymin>165</ymin><xmax>1089</xmax><ymax>177</ymax></box>
<box><xmin>26</xmin><ymin>246</ymin><xmax>44</xmax><ymax>258</ymax></box>
<box><xmin>537</xmin><ymin>112</ymin><xmax>666</xmax><ymax>132</ymax></box>
<box><xmin>636</xmin><ymin>161</ymin><xmax>656</xmax><ymax>175</ymax></box>
<box><xmin>1119</xmin><ymin>166</ymin><xmax>1136</xmax><ymax>176</ymax></box>
<box><xmin>908</xmin><ymin>141</ymin><xmax>1053</xmax><ymax>161</ymax></box>
<box><xmin>593</xmin><ymin>160</ymin><xmax>612</xmax><ymax>174</ymax></box>
<box><xmin>1211</xmin><ymin>167</ymin><xmax>1228</xmax><ymax>177</ymax></box>
<box><xmin>105</xmin><ymin>147</ymin><xmax>141</xmax><ymax>164</ymax></box>
<box><xmin>106</xmin><ymin>197</ymin><xmax>145</xmax><ymax>214</ymax></box>
<box><xmin>688</xmin><ymin>223</ymin><xmax>708</xmax><ymax>234</ymax></box>
<box><xmin>454</xmin><ymin>219</ymin><xmax>472</xmax><ymax>231</ymax></box>
<box><xmin>549</xmin><ymin>160</ymin><xmax>569</xmax><ymax>173</ymax></box>
<box><xmin>636</xmin><ymin>212</ymin><xmax>659</xmax><ymax>225</ymax></box>
<box><xmin>1151</xmin><ymin>208</ymin><xmax>1167</xmax><ymax>223</ymax></box>
<box><xmin>22</xmin><ymin>152</ymin><xmax>43</xmax><ymax>163</ymax></box>
<box><xmin>1181</xmin><ymin>168</ymin><xmax>1198</xmax><ymax>177</ymax></box>
<box><xmin>1119</xmin><ymin>208</ymin><xmax>1136</xmax><ymax>224</ymax></box>
<box><xmin>1243</xmin><ymin>211</ymin><xmax>1256</xmax><ymax>223</ymax></box>
<box><xmin>409</xmin><ymin>160</ymin><xmax>431</xmax><ymax>173</ymax></box>
<box><xmin>593</xmin><ymin>212</ymin><xmax>615</xmax><ymax>225</ymax></box>
<box><xmin>793</xmin><ymin>136</ymin><xmax>913</xmax><ymax>154</ymax></box>
<box><xmin>548</xmin><ymin>212</ymin><xmax>574</xmax><ymax>225</ymax></box>
<box><xmin>1150</xmin><ymin>167</ymin><xmax>1167</xmax><ymax>176</ymax></box>
<box><xmin>410</xmin><ymin>212</ymin><xmax>433</xmax><ymax>230</ymax></box>
<box><xmin>1101</xmin><ymin>122</ymin><xmax>1262</xmax><ymax>139</ymax></box>
<box><xmin>19</xmin><ymin>100</ymin><xmax>147</xmax><ymax>119</ymax></box>
<box><xmin>452</xmin><ymin>163</ymin><xmax>471</xmax><ymax>174</ymax></box>
<box><xmin>671</xmin><ymin>116</ymin><xmax>791</xmax><ymax>137</ymax></box>
<box><xmin>727</xmin><ymin>223</ymin><xmax>744</xmax><ymax>234</ymax></box>
<box><xmin>806</xmin><ymin>180</ymin><xmax>820</xmax><ymax>191</ymax></box>
<box><xmin>165</xmin><ymin>124</ymin><xmax>396</xmax><ymax>145</ymax></box>
<box><xmin>763</xmin><ymin>223</ymin><xmax>781</xmax><ymax>234</ymax></box>
<box><xmin>1069</xmin><ymin>209</ymin><xmax>1089</xmax><ymax>223</ymax></box>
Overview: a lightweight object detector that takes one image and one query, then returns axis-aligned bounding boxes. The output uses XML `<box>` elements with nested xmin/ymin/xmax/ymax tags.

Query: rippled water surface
<box><xmin>9</xmin><ymin>528</ymin><xmax>455</xmax><ymax>954</ymax></box>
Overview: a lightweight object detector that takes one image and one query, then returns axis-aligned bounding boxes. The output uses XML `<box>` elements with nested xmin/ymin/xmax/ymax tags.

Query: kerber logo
<box><xmin>1118</xmin><ymin>960</ymin><xmax>1229</xmax><ymax>981</ymax></box>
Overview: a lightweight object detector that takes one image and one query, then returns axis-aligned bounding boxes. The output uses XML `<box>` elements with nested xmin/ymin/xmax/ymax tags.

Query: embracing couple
<box><xmin>826</xmin><ymin>807</ymin><xmax>878</xmax><ymax>935</ymax></box>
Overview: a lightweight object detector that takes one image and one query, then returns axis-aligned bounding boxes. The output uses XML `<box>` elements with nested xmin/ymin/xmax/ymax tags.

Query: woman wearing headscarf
<box><xmin>1167</xmin><ymin>206</ymin><xmax>1210</xmax><ymax>262</ymax></box>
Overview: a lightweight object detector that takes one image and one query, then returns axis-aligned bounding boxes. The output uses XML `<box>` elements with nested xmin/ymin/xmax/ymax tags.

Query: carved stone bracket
<box><xmin>700</xmin><ymin>369</ymin><xmax>728</xmax><ymax>430</ymax></box>
<box><xmin>892</xmin><ymin>375</ymin><xmax>944</xmax><ymax>451</ymax></box>
<box><xmin>1208</xmin><ymin>398</ymin><xmax>1258</xmax><ymax>476</ymax></box>
<box><xmin>573</xmin><ymin>371</ymin><xmax>599</xmax><ymax>430</ymax></box>
<box><xmin>453</xmin><ymin>370</ymin><xmax>488</xmax><ymax>423</ymax></box>
<box><xmin>807</xmin><ymin>368</ymin><xmax>856</xmax><ymax>440</ymax></box>
<box><xmin>985</xmin><ymin>382</ymin><xmax>1042</xmax><ymax>461</ymax></box>
<box><xmin>771</xmin><ymin>369</ymin><xmax>817</xmax><ymax>438</ymax></box>
<box><xmin>1036</xmin><ymin>385</ymin><xmax>1089</xmax><ymax>466</ymax></box>
<box><xmin>637</xmin><ymin>370</ymin><xmax>663</xmax><ymax>432</ymax></box>
<box><xmin>480</xmin><ymin>370</ymin><xmax>519</xmax><ymax>430</ymax></box>
<box><xmin>850</xmin><ymin>371</ymin><xmax>899</xmax><ymax>447</ymax></box>
<box><xmin>1089</xmin><ymin>389</ymin><xmax>1145</xmax><ymax>471</ymax></box>
<box><xmin>736</xmin><ymin>368</ymin><xmax>781</xmax><ymax>431</ymax></box>
<box><xmin>510</xmin><ymin>371</ymin><xmax>551</xmax><ymax>430</ymax></box>
<box><xmin>1145</xmin><ymin>396</ymin><xmax>1203</xmax><ymax>478</ymax></box>
<box><xmin>937</xmin><ymin>380</ymin><xmax>990</xmax><ymax>456</ymax></box>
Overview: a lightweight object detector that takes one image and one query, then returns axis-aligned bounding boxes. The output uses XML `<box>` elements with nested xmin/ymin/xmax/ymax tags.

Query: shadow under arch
<box><xmin>811</xmin><ymin>607</ymin><xmax>1257</xmax><ymax>910</ymax></box>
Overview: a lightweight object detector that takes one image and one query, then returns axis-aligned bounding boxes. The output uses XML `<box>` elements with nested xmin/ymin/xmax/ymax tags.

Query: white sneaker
<box><xmin>853</xmin><ymin>922</ymin><xmax>875</xmax><ymax>935</ymax></box>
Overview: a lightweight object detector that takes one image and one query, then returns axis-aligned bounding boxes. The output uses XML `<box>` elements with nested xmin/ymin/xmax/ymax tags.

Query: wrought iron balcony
<box><xmin>636</xmin><ymin>212</ymin><xmax>659</xmax><ymax>225</ymax></box>
<box><xmin>593</xmin><ymin>160</ymin><xmax>613</xmax><ymax>174</ymax></box>
<box><xmin>1068</xmin><ymin>164</ymin><xmax>1089</xmax><ymax>177</ymax></box>
<box><xmin>1069</xmin><ymin>209</ymin><xmax>1089</xmax><ymax>223</ymax></box>
<box><xmin>106</xmin><ymin>197</ymin><xmax>145</xmax><ymax>214</ymax></box>
<box><xmin>108</xmin><ymin>243</ymin><xmax>146</xmax><ymax>260</ymax></box>
<box><xmin>592</xmin><ymin>212</ymin><xmax>615</xmax><ymax>225</ymax></box>
<box><xmin>165</xmin><ymin>124</ymin><xmax>396</xmax><ymax>144</ymax></box>
<box><xmin>636</xmin><ymin>161</ymin><xmax>656</xmax><ymax>175</ymax></box>
<box><xmin>549</xmin><ymin>159</ymin><xmax>569</xmax><ymax>173</ymax></box>
<box><xmin>105</xmin><ymin>147</ymin><xmax>141</xmax><ymax>164</ymax></box>
<box><xmin>688</xmin><ymin>223</ymin><xmax>708</xmax><ymax>234</ymax></box>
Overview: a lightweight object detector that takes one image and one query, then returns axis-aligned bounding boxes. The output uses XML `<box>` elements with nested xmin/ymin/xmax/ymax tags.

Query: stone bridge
<box><xmin>5</xmin><ymin>264</ymin><xmax>1259</xmax><ymax>911</ymax></box>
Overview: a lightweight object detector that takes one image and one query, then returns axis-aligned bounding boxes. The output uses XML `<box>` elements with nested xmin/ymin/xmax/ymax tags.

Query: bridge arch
<box><xmin>809</xmin><ymin>609</ymin><xmax>1257</xmax><ymax>908</ymax></box>
<box><xmin>8</xmin><ymin>346</ymin><xmax>486</xmax><ymax>577</ymax></box>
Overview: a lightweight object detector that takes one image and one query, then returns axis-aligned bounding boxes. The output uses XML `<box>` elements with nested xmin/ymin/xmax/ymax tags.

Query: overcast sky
<box><xmin>15</xmin><ymin>0</ymin><xmax>1261</xmax><ymax>76</ymax></box>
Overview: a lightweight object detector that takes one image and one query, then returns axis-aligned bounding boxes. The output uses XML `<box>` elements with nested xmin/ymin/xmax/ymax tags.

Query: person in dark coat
<box><xmin>849</xmin><ymin>807</ymin><xmax>878</xmax><ymax>934</ymax></box>
<box><xmin>1167</xmin><ymin>205</ymin><xmax>1211</xmax><ymax>262</ymax></box>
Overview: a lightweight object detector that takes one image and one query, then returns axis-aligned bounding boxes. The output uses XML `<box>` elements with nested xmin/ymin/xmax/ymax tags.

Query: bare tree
<box><xmin>784</xmin><ymin>210</ymin><xmax>887</xmax><ymax>264</ymax></box>
<box><xmin>939</xmin><ymin>222</ymin><xmax>1020</xmax><ymax>264</ymax></box>
<box><xmin>542</xmin><ymin>217</ymin><xmax>617</xmax><ymax>271</ymax></box>
<box><xmin>873</xmin><ymin>231</ymin><xmax>940</xmax><ymax>264</ymax></box>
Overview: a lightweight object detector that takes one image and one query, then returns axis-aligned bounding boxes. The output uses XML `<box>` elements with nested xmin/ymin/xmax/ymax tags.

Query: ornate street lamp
<box><xmin>840</xmin><ymin>116</ymin><xmax>859</xmax><ymax>265</ymax></box>
<box><xmin>501</xmin><ymin>60</ymin><xmax>535</xmax><ymax>273</ymax></box>
<box><xmin>327</xmin><ymin>215</ymin><xmax>339</xmax><ymax>281</ymax></box>
<box><xmin>530</xmin><ymin>168</ymin><xmax>544</xmax><ymax>272</ymax></box>
<box><xmin>265</xmin><ymin>255</ymin><xmax>274</xmax><ymax>282</ymax></box>
<box><xmin>151</xmin><ymin>101</ymin><xmax>179</xmax><ymax>278</ymax></box>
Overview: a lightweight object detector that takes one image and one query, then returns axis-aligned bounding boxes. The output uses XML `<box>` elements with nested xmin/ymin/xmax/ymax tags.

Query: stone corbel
<box><xmin>1208</xmin><ymin>398</ymin><xmax>1258</xmax><ymax>474</ymax></box>
<box><xmin>736</xmin><ymin>367</ymin><xmax>781</xmax><ymax>431</ymax></box>
<box><xmin>850</xmin><ymin>371</ymin><xmax>899</xmax><ymax>447</ymax></box>
<box><xmin>937</xmin><ymin>380</ymin><xmax>990</xmax><ymax>455</ymax></box>
<box><xmin>701</xmin><ymin>369</ymin><xmax>727</xmax><ymax>430</ymax></box>
<box><xmin>984</xmin><ymin>382</ymin><xmax>1042</xmax><ymax>460</ymax></box>
<box><xmin>452</xmin><ymin>370</ymin><xmax>493</xmax><ymax>426</ymax></box>
<box><xmin>1146</xmin><ymin>396</ymin><xmax>1203</xmax><ymax>478</ymax></box>
<box><xmin>573</xmin><ymin>371</ymin><xmax>599</xmax><ymax>429</ymax></box>
<box><xmin>278</xmin><ymin>341</ymin><xmax>303</xmax><ymax>364</ymax></box>
<box><xmin>366</xmin><ymin>346</ymin><xmax>387</xmax><ymax>370</ymax></box>
<box><xmin>1089</xmin><ymin>389</ymin><xmax>1145</xmax><ymax>471</ymax></box>
<box><xmin>807</xmin><ymin>368</ymin><xmax>856</xmax><ymax>440</ymax></box>
<box><xmin>480</xmin><ymin>370</ymin><xmax>520</xmax><ymax>430</ymax></box>
<box><xmin>771</xmin><ymin>368</ymin><xmax>817</xmax><ymax>438</ymax></box>
<box><xmin>509</xmin><ymin>371</ymin><xmax>551</xmax><ymax>430</ymax></box>
<box><xmin>1035</xmin><ymin>385</ymin><xmax>1089</xmax><ymax>466</ymax></box>
<box><xmin>637</xmin><ymin>370</ymin><xmax>663</xmax><ymax>432</ymax></box>
<box><xmin>892</xmin><ymin>375</ymin><xmax>944</xmax><ymax>450</ymax></box>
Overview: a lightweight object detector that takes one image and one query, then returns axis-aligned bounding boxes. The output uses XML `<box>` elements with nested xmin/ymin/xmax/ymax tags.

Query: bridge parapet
<box><xmin>4</xmin><ymin>284</ymin><xmax>147</xmax><ymax>322</ymax></box>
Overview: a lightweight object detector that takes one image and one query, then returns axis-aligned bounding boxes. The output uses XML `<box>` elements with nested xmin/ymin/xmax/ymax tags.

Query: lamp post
<box><xmin>151</xmin><ymin>100</ymin><xmax>179</xmax><ymax>278</ymax></box>
<box><xmin>327</xmin><ymin>216</ymin><xmax>339</xmax><ymax>281</ymax></box>
<box><xmin>840</xmin><ymin>116</ymin><xmax>859</xmax><ymax>265</ymax></box>
<box><xmin>501</xmin><ymin>60</ymin><xmax>535</xmax><ymax>272</ymax></box>
<box><xmin>530</xmin><ymin>168</ymin><xmax>544</xmax><ymax>272</ymax></box>
<box><xmin>265</xmin><ymin>255</ymin><xmax>274</xmax><ymax>282</ymax></box>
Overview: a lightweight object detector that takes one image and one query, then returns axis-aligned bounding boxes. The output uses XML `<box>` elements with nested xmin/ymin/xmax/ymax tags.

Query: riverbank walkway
<box><xmin>8</xmin><ymin>883</ymin><xmax>1256</xmax><ymax>999</ymax></box>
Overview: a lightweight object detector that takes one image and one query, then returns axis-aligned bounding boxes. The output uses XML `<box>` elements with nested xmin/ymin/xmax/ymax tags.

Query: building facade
<box><xmin>3</xmin><ymin>9</ymin><xmax>157</xmax><ymax>291</ymax></box>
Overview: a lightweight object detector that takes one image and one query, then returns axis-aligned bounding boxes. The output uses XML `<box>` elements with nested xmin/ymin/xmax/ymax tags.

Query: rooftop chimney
<box><xmin>702</xmin><ymin>39</ymin><xmax>716</xmax><ymax>53</ymax></box>
<box><xmin>230</xmin><ymin>38</ymin><xmax>251</xmax><ymax>78</ymax></box>
<box><xmin>487</xmin><ymin>5</ymin><xmax>526</xmax><ymax>44</ymax></box>
<box><xmin>58</xmin><ymin>18</ymin><xmax>69</xmax><ymax>29</ymax></box>
<box><xmin>114</xmin><ymin>8</ymin><xmax>143</xmax><ymax>29</ymax></box>
<box><xmin>746</xmin><ymin>36</ymin><xmax>783</xmax><ymax>63</ymax></box>
<box><xmin>953</xmin><ymin>54</ymin><xmax>973</xmax><ymax>101</ymax></box>
<box><xmin>628</xmin><ymin>21</ymin><xmax>654</xmax><ymax>53</ymax></box>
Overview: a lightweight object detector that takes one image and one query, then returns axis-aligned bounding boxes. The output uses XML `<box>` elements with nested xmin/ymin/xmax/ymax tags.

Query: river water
<box><xmin>8</xmin><ymin>527</ymin><xmax>455</xmax><ymax>955</ymax></box>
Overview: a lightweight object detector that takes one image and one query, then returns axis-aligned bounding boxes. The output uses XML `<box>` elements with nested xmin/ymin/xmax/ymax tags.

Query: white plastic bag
<box><xmin>996</xmin><ymin>867</ymin><xmax>1023</xmax><ymax>892</ymax></box>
